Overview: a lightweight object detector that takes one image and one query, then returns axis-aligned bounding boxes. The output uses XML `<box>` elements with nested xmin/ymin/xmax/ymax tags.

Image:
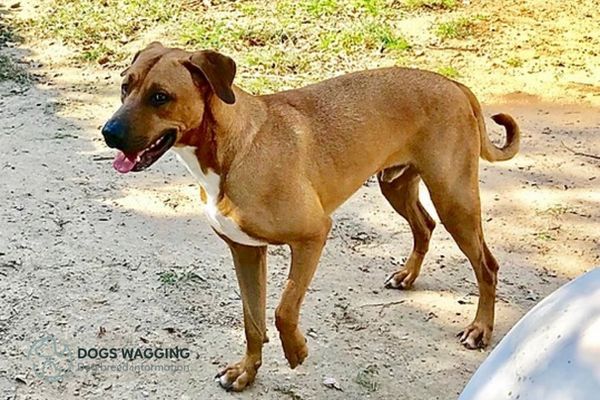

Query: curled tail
<box><xmin>454</xmin><ymin>81</ymin><xmax>520</xmax><ymax>162</ymax></box>
<box><xmin>486</xmin><ymin>113</ymin><xmax>520</xmax><ymax>161</ymax></box>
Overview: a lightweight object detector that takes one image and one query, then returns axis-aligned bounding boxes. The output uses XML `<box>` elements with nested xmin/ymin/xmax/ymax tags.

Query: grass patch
<box><xmin>404</xmin><ymin>0</ymin><xmax>457</xmax><ymax>10</ymax></box>
<box><xmin>321</xmin><ymin>22</ymin><xmax>410</xmax><ymax>54</ymax></box>
<box><xmin>534</xmin><ymin>231</ymin><xmax>557</xmax><ymax>241</ymax></box>
<box><xmin>301</xmin><ymin>0</ymin><xmax>340</xmax><ymax>17</ymax></box>
<box><xmin>17</xmin><ymin>0</ymin><xmax>413</xmax><ymax>71</ymax></box>
<box><xmin>243</xmin><ymin>76</ymin><xmax>284</xmax><ymax>95</ymax></box>
<box><xmin>173</xmin><ymin>2</ymin><xmax>410</xmax><ymax>91</ymax></box>
<box><xmin>435</xmin><ymin>17</ymin><xmax>475</xmax><ymax>39</ymax></box>
<box><xmin>437</xmin><ymin>65</ymin><xmax>460</xmax><ymax>78</ymax></box>
<box><xmin>506</xmin><ymin>56</ymin><xmax>524</xmax><ymax>67</ymax></box>
<box><xmin>157</xmin><ymin>269</ymin><xmax>205</xmax><ymax>288</ymax></box>
<box><xmin>20</xmin><ymin>0</ymin><xmax>181</xmax><ymax>64</ymax></box>
<box><xmin>355</xmin><ymin>364</ymin><xmax>379</xmax><ymax>392</ymax></box>
<box><xmin>536</xmin><ymin>205</ymin><xmax>575</xmax><ymax>217</ymax></box>
<box><xmin>0</xmin><ymin>54</ymin><xmax>30</xmax><ymax>85</ymax></box>
<box><xmin>244</xmin><ymin>48</ymin><xmax>311</xmax><ymax>75</ymax></box>
<box><xmin>367</xmin><ymin>23</ymin><xmax>411</xmax><ymax>51</ymax></box>
<box><xmin>352</xmin><ymin>0</ymin><xmax>387</xmax><ymax>16</ymax></box>
<box><xmin>179</xmin><ymin>20</ymin><xmax>233</xmax><ymax>49</ymax></box>
<box><xmin>11</xmin><ymin>0</ymin><xmax>472</xmax><ymax>95</ymax></box>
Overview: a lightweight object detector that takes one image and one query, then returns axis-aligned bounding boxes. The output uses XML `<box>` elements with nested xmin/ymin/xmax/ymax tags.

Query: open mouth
<box><xmin>113</xmin><ymin>130</ymin><xmax>176</xmax><ymax>173</ymax></box>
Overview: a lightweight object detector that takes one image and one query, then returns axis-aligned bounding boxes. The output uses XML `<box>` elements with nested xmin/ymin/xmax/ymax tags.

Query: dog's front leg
<box><xmin>216</xmin><ymin>240</ymin><xmax>267</xmax><ymax>392</ymax></box>
<box><xmin>275</xmin><ymin>220</ymin><xmax>331</xmax><ymax>368</ymax></box>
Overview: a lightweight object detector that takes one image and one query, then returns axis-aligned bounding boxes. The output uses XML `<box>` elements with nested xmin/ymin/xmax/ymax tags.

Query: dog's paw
<box><xmin>384</xmin><ymin>269</ymin><xmax>417</xmax><ymax>289</ymax></box>
<box><xmin>280</xmin><ymin>329</ymin><xmax>308</xmax><ymax>368</ymax></box>
<box><xmin>215</xmin><ymin>356</ymin><xmax>260</xmax><ymax>392</ymax></box>
<box><xmin>458</xmin><ymin>321</ymin><xmax>492</xmax><ymax>349</ymax></box>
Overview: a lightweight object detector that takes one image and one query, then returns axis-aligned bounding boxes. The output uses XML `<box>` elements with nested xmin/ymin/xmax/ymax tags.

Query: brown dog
<box><xmin>102</xmin><ymin>42</ymin><xmax>519</xmax><ymax>391</ymax></box>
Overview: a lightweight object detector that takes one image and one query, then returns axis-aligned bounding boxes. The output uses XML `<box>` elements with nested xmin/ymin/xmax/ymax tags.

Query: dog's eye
<box><xmin>150</xmin><ymin>92</ymin><xmax>170</xmax><ymax>106</ymax></box>
<box><xmin>121</xmin><ymin>83</ymin><xmax>129</xmax><ymax>97</ymax></box>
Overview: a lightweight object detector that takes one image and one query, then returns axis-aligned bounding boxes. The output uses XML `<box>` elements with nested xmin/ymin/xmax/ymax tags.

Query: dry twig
<box><xmin>561</xmin><ymin>141</ymin><xmax>600</xmax><ymax>160</ymax></box>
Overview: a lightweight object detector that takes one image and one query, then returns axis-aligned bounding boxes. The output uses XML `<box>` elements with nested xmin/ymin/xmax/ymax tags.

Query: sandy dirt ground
<box><xmin>1</xmin><ymin>1</ymin><xmax>599</xmax><ymax>399</ymax></box>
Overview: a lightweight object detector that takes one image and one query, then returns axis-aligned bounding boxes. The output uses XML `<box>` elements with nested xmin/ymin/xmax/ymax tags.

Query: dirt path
<box><xmin>1</xmin><ymin>2</ymin><xmax>599</xmax><ymax>400</ymax></box>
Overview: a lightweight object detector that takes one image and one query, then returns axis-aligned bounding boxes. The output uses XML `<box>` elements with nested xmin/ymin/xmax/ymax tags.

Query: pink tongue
<box><xmin>113</xmin><ymin>151</ymin><xmax>139</xmax><ymax>173</ymax></box>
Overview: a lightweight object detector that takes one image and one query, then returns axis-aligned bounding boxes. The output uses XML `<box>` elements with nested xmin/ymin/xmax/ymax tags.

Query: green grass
<box><xmin>18</xmin><ymin>0</ymin><xmax>499</xmax><ymax>95</ymax></box>
<box><xmin>157</xmin><ymin>270</ymin><xmax>178</xmax><ymax>286</ymax></box>
<box><xmin>352</xmin><ymin>0</ymin><xmax>387</xmax><ymax>16</ymax></box>
<box><xmin>157</xmin><ymin>269</ymin><xmax>205</xmax><ymax>288</ymax></box>
<box><xmin>243</xmin><ymin>48</ymin><xmax>311</xmax><ymax>75</ymax></box>
<box><xmin>20</xmin><ymin>0</ymin><xmax>181</xmax><ymax>63</ymax></box>
<box><xmin>301</xmin><ymin>0</ymin><xmax>340</xmax><ymax>17</ymax></box>
<box><xmin>435</xmin><ymin>17</ymin><xmax>475</xmax><ymax>39</ymax></box>
<box><xmin>21</xmin><ymin>0</ymin><xmax>411</xmax><ymax>68</ymax></box>
<box><xmin>534</xmin><ymin>231</ymin><xmax>557</xmax><ymax>241</ymax></box>
<box><xmin>318</xmin><ymin>22</ymin><xmax>410</xmax><ymax>54</ymax></box>
<box><xmin>506</xmin><ymin>56</ymin><xmax>524</xmax><ymax>68</ymax></box>
<box><xmin>366</xmin><ymin>23</ymin><xmax>411</xmax><ymax>51</ymax></box>
<box><xmin>179</xmin><ymin>20</ymin><xmax>232</xmax><ymax>49</ymax></box>
<box><xmin>174</xmin><ymin>5</ymin><xmax>410</xmax><ymax>93</ymax></box>
<box><xmin>437</xmin><ymin>65</ymin><xmax>460</xmax><ymax>78</ymax></box>
<box><xmin>332</xmin><ymin>23</ymin><xmax>410</xmax><ymax>55</ymax></box>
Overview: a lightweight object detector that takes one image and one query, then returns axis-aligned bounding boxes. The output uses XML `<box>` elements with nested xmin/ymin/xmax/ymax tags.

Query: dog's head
<box><xmin>101</xmin><ymin>42</ymin><xmax>236</xmax><ymax>173</ymax></box>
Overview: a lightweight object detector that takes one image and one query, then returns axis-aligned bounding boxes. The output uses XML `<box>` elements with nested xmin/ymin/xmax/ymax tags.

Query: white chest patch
<box><xmin>171</xmin><ymin>146</ymin><xmax>267</xmax><ymax>247</ymax></box>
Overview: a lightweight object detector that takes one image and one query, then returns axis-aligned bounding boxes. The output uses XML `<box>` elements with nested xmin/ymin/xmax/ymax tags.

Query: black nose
<box><xmin>101</xmin><ymin>119</ymin><xmax>127</xmax><ymax>149</ymax></box>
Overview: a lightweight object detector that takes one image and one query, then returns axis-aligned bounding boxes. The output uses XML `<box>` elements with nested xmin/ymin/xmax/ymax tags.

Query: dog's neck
<box><xmin>178</xmin><ymin>86</ymin><xmax>267</xmax><ymax>176</ymax></box>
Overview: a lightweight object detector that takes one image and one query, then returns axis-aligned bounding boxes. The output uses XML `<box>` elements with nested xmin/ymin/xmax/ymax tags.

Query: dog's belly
<box><xmin>171</xmin><ymin>146</ymin><xmax>267</xmax><ymax>247</ymax></box>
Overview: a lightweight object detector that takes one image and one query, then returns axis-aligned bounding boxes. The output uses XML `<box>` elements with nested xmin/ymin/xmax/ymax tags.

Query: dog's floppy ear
<box><xmin>183</xmin><ymin>50</ymin><xmax>236</xmax><ymax>105</ymax></box>
<box><xmin>120</xmin><ymin>42</ymin><xmax>164</xmax><ymax>77</ymax></box>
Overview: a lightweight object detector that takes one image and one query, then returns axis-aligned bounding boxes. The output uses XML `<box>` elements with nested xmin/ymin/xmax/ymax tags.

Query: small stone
<box><xmin>323</xmin><ymin>377</ymin><xmax>343</xmax><ymax>391</ymax></box>
<box><xmin>97</xmin><ymin>56</ymin><xmax>110</xmax><ymax>65</ymax></box>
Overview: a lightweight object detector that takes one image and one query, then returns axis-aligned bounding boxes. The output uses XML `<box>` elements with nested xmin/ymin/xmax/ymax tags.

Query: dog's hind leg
<box><xmin>378</xmin><ymin>166</ymin><xmax>436</xmax><ymax>290</ymax></box>
<box><xmin>420</xmin><ymin>156</ymin><xmax>499</xmax><ymax>349</ymax></box>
